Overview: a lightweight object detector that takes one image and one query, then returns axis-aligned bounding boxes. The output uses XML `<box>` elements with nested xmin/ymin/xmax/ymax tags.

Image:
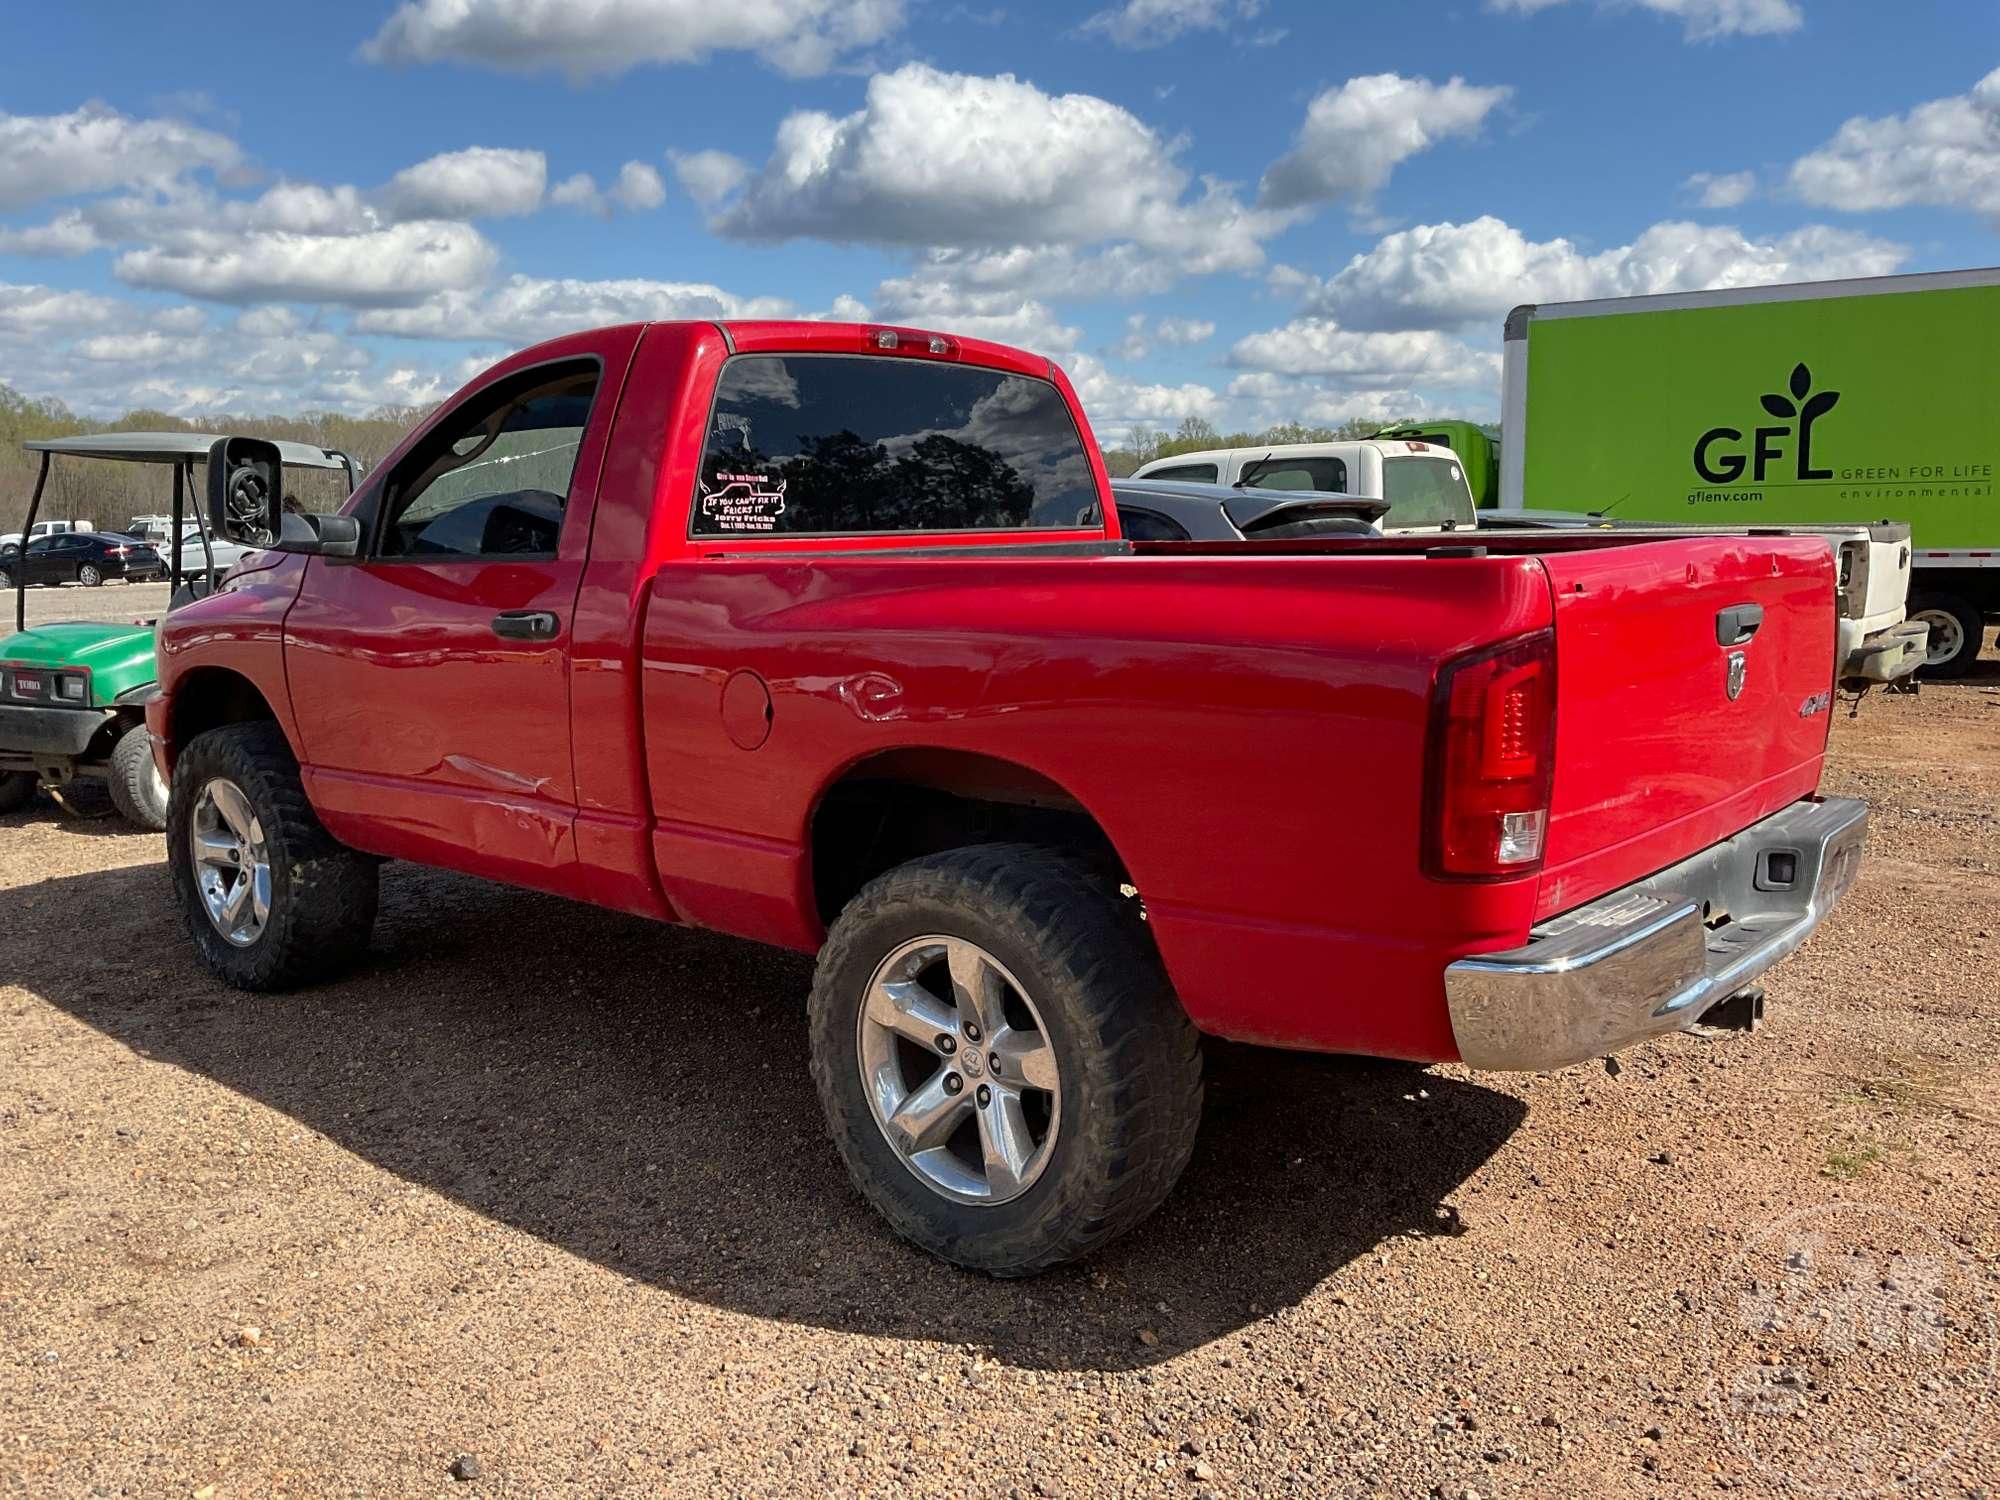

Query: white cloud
<box><xmin>0</xmin><ymin>292</ymin><xmax>453</xmax><ymax>418</ymax></box>
<box><xmin>1304</xmin><ymin>215</ymin><xmax>1908</xmax><ymax>331</ymax></box>
<box><xmin>0</xmin><ymin>103</ymin><xmax>239</xmax><ymax>213</ymax></box>
<box><xmin>886</xmin><ymin>244</ymin><xmax>1190</xmax><ymax>304</ymax></box>
<box><xmin>871</xmin><ymin>274</ymin><xmax>1081</xmax><ymax>352</ymax></box>
<box><xmin>1789</xmin><ymin>68</ymin><xmax>2000</xmax><ymax>221</ymax></box>
<box><xmin>352</xmin><ymin>273</ymin><xmax>795</xmax><ymax>342</ymax></box>
<box><xmin>669</xmin><ymin>149</ymin><xmax>750</xmax><ymax>207</ymax></box>
<box><xmin>362</xmin><ymin>0</ymin><xmax>905</xmax><ymax>79</ymax></box>
<box><xmin>1259</xmin><ymin>74</ymin><xmax>1510</xmax><ymax>210</ymax></box>
<box><xmin>0</xmin><ymin>210</ymin><xmax>105</xmax><ymax>257</ymax></box>
<box><xmin>1078</xmin><ymin>0</ymin><xmax>1260</xmax><ymax>48</ymax></box>
<box><xmin>1229</xmin><ymin>320</ymin><xmax>1499</xmax><ymax>386</ymax></box>
<box><xmin>0</xmin><ymin>282</ymin><xmax>122</xmax><ymax>338</ymax></box>
<box><xmin>550</xmin><ymin>161</ymin><xmax>667</xmax><ymax>216</ymax></box>
<box><xmin>1107</xmin><ymin>312</ymin><xmax>1215</xmax><ymax>360</ymax></box>
<box><xmin>381</xmin><ymin>146</ymin><xmax>548</xmax><ymax>219</ymax></box>
<box><xmin>114</xmin><ymin>220</ymin><xmax>499</xmax><ymax>306</ymax></box>
<box><xmin>1487</xmin><ymin>0</ymin><xmax>1801</xmax><ymax>41</ymax></box>
<box><xmin>1224</xmin><ymin>371</ymin><xmax>1436</xmax><ymax>428</ymax></box>
<box><xmin>714</xmin><ymin>64</ymin><xmax>1292</xmax><ymax>276</ymax></box>
<box><xmin>1066</xmin><ymin>352</ymin><xmax>1221</xmax><ymax>431</ymax></box>
<box><xmin>1684</xmin><ymin>169</ymin><xmax>1756</xmax><ymax>208</ymax></box>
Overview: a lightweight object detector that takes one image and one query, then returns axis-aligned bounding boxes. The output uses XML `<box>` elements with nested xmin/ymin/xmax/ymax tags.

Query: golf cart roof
<box><xmin>24</xmin><ymin>431</ymin><xmax>353</xmax><ymax>469</ymax></box>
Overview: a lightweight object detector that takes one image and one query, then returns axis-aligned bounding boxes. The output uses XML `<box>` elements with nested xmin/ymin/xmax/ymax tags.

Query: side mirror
<box><xmin>272</xmin><ymin>512</ymin><xmax>363</xmax><ymax>560</ymax></box>
<box><xmin>206</xmin><ymin>437</ymin><xmax>282</xmax><ymax>545</ymax></box>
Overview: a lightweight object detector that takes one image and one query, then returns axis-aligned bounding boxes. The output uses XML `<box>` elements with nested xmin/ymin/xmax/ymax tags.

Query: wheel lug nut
<box><xmin>936</xmin><ymin>1034</ymin><xmax>956</xmax><ymax>1054</ymax></box>
<box><xmin>976</xmin><ymin>1084</ymin><xmax>992</xmax><ymax>1107</ymax></box>
<box><xmin>942</xmin><ymin>1073</ymin><xmax>963</xmax><ymax>1095</ymax></box>
<box><xmin>963</xmin><ymin>1023</ymin><xmax>982</xmax><ymax>1042</ymax></box>
<box><xmin>988</xmin><ymin>1052</ymin><xmax>1002</xmax><ymax>1074</ymax></box>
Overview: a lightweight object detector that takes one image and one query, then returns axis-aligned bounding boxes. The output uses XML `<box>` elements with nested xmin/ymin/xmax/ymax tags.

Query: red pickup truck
<box><xmin>149</xmin><ymin>320</ymin><xmax>1866</xmax><ymax>1274</ymax></box>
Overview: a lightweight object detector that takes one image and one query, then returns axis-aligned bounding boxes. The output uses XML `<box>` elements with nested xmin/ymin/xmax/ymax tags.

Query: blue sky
<box><xmin>1</xmin><ymin>0</ymin><xmax>1995</xmax><ymax>439</ymax></box>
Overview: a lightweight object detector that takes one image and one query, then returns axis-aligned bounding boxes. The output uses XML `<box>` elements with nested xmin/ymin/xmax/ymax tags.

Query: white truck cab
<box><xmin>0</xmin><ymin>517</ymin><xmax>95</xmax><ymax>549</ymax></box>
<box><xmin>1130</xmin><ymin>440</ymin><xmax>1475</xmax><ymax>533</ymax></box>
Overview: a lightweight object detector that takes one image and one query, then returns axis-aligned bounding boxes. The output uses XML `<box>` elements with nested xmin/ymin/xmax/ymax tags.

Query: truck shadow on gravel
<box><xmin>15</xmin><ymin>858</ymin><xmax>1527</xmax><ymax>1372</ymax></box>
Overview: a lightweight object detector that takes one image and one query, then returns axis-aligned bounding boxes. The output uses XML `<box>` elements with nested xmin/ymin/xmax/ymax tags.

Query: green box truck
<box><xmin>1499</xmin><ymin>266</ymin><xmax>1998</xmax><ymax>675</ymax></box>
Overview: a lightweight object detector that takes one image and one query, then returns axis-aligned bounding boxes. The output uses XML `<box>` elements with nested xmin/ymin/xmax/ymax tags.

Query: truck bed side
<box><xmin>636</xmin><ymin>550</ymin><xmax>1554</xmax><ymax>1060</ymax></box>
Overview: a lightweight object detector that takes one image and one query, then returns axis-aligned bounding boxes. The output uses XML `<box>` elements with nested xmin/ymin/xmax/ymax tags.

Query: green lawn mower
<box><xmin>0</xmin><ymin>432</ymin><xmax>356</xmax><ymax>829</ymax></box>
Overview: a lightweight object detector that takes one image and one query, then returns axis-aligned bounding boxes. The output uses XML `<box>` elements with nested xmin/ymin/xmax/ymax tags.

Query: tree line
<box><xmin>0</xmin><ymin>383</ymin><xmax>434</xmax><ymax>533</ymax></box>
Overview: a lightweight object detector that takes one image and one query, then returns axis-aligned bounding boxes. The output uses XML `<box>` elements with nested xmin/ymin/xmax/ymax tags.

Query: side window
<box><xmin>693</xmin><ymin>355</ymin><xmax>1099</xmax><ymax>536</ymax></box>
<box><xmin>1145</xmin><ymin>462</ymin><xmax>1219</xmax><ymax>483</ymax></box>
<box><xmin>377</xmin><ymin>362</ymin><xmax>599</xmax><ymax>559</ymax></box>
<box><xmin>1241</xmin><ymin>457</ymin><xmax>1347</xmax><ymax>493</ymax></box>
<box><xmin>1117</xmin><ymin>507</ymin><xmax>1191</xmax><ymax>542</ymax></box>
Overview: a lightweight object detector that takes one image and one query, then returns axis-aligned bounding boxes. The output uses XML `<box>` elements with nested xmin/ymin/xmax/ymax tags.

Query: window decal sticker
<box><xmin>700</xmin><ymin>472</ymin><xmax>788</xmax><ymax>531</ymax></box>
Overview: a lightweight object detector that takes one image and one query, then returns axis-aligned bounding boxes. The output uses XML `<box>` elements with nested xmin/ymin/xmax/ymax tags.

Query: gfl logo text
<box><xmin>1692</xmin><ymin>363</ymin><xmax>1841</xmax><ymax>484</ymax></box>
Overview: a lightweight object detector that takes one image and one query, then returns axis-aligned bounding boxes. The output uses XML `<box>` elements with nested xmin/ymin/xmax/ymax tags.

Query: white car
<box><xmin>1130</xmin><ymin>440</ymin><xmax>1475</xmax><ymax>534</ymax></box>
<box><xmin>126</xmin><ymin>514</ymin><xmax>258</xmax><ymax>582</ymax></box>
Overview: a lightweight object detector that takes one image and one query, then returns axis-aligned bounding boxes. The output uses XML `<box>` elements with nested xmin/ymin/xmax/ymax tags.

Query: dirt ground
<box><xmin>2</xmin><ymin>647</ymin><xmax>1997</xmax><ymax>1498</ymax></box>
<box><xmin>8</xmin><ymin>579</ymin><xmax>170</xmax><ymax>628</ymax></box>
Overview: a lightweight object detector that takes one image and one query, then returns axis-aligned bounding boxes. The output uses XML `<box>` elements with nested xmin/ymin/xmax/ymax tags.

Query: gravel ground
<box><xmin>11</xmin><ymin>580</ymin><xmax>171</xmax><ymax>628</ymax></box>
<box><xmin>2</xmin><ymin>651</ymin><xmax>1997</xmax><ymax>1497</ymax></box>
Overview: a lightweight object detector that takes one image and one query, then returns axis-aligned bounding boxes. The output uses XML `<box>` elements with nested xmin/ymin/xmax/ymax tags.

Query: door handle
<box><xmin>491</xmin><ymin>610</ymin><xmax>559</xmax><ymax>641</ymax></box>
<box><xmin>1715</xmin><ymin>603</ymin><xmax>1764</xmax><ymax>646</ymax></box>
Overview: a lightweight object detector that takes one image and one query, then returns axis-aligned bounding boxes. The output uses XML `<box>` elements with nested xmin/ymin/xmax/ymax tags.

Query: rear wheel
<box><xmin>809</xmin><ymin>844</ymin><xmax>1204</xmax><ymax>1276</ymax></box>
<box><xmin>0</xmin><ymin>771</ymin><xmax>36</xmax><ymax>814</ymax></box>
<box><xmin>168</xmin><ymin>722</ymin><xmax>378</xmax><ymax>990</ymax></box>
<box><xmin>0</xmin><ymin>567</ymin><xmax>12</xmax><ymax>589</ymax></box>
<box><xmin>107</xmin><ymin>720</ymin><xmax>168</xmax><ymax>831</ymax></box>
<box><xmin>78</xmin><ymin>563</ymin><xmax>103</xmax><ymax>587</ymax></box>
<box><xmin>1911</xmin><ymin>593</ymin><xmax>1984</xmax><ymax>678</ymax></box>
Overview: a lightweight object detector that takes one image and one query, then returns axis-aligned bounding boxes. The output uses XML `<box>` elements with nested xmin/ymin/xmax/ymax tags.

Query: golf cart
<box><xmin>0</xmin><ymin>432</ymin><xmax>358</xmax><ymax>828</ymax></box>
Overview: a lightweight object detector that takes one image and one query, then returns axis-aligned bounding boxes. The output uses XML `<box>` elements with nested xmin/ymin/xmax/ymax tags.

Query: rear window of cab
<box><xmin>692</xmin><ymin>354</ymin><xmax>1100</xmax><ymax>537</ymax></box>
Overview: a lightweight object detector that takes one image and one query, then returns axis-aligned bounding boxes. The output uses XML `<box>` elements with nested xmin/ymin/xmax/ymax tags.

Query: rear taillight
<box><xmin>1423</xmin><ymin>628</ymin><xmax>1555</xmax><ymax>880</ymax></box>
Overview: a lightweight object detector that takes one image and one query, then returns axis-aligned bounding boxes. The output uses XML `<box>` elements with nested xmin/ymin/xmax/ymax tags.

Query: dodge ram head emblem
<box><xmin>1726</xmin><ymin>650</ymin><xmax>1748</xmax><ymax>701</ymax></box>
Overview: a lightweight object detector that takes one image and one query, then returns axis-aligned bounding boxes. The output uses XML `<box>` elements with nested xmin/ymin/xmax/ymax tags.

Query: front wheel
<box><xmin>809</xmin><ymin>844</ymin><xmax>1204</xmax><ymax>1276</ymax></box>
<box><xmin>77</xmin><ymin>563</ymin><xmax>103</xmax><ymax>587</ymax></box>
<box><xmin>167</xmin><ymin>722</ymin><xmax>378</xmax><ymax>990</ymax></box>
<box><xmin>1910</xmin><ymin>593</ymin><xmax>1985</xmax><ymax>678</ymax></box>
<box><xmin>107</xmin><ymin>720</ymin><xmax>168</xmax><ymax>831</ymax></box>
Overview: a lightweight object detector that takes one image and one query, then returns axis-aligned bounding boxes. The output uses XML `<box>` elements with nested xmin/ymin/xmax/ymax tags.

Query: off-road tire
<box><xmin>77</xmin><ymin>563</ymin><xmax>102</xmax><ymax>587</ymax></box>
<box><xmin>107</xmin><ymin>719</ymin><xmax>168</xmax><ymax>831</ymax></box>
<box><xmin>1910</xmin><ymin>593</ymin><xmax>1985</xmax><ymax>678</ymax></box>
<box><xmin>167</xmin><ymin>722</ymin><xmax>378</xmax><ymax>990</ymax></box>
<box><xmin>809</xmin><ymin>843</ymin><xmax>1204</xmax><ymax>1276</ymax></box>
<box><xmin>0</xmin><ymin>771</ymin><xmax>35</xmax><ymax>814</ymax></box>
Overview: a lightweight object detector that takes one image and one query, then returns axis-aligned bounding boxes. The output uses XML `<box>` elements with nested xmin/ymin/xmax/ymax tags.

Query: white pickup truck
<box><xmin>1131</xmin><ymin>439</ymin><xmax>1474</xmax><ymax>533</ymax></box>
<box><xmin>1486</xmin><ymin>512</ymin><xmax>1926</xmax><ymax>686</ymax></box>
<box><xmin>0</xmin><ymin>517</ymin><xmax>96</xmax><ymax>549</ymax></box>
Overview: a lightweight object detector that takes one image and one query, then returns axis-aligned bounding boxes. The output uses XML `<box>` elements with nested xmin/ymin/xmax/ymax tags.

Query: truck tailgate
<box><xmin>1534</xmin><ymin>536</ymin><xmax>1835</xmax><ymax>920</ymax></box>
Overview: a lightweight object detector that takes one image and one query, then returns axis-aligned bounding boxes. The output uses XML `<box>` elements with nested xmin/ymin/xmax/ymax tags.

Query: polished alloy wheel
<box><xmin>190</xmin><ymin>777</ymin><xmax>271</xmax><ymax>946</ymax></box>
<box><xmin>857</xmin><ymin>935</ymin><xmax>1062</xmax><ymax>1204</ymax></box>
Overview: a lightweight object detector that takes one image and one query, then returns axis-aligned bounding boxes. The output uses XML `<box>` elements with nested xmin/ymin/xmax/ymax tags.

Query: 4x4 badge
<box><xmin>1726</xmin><ymin>650</ymin><xmax>1748</xmax><ymax>701</ymax></box>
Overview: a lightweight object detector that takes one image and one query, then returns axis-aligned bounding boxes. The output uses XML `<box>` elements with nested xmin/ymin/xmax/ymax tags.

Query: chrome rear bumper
<box><xmin>1845</xmin><ymin>619</ymin><xmax>1928</xmax><ymax>683</ymax></box>
<box><xmin>1444</xmin><ymin>796</ymin><xmax>1867</xmax><ymax>1071</ymax></box>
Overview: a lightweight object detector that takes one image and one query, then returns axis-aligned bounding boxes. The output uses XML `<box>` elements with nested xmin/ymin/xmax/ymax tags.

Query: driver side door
<box><xmin>285</xmin><ymin>341</ymin><xmax>632</xmax><ymax>893</ymax></box>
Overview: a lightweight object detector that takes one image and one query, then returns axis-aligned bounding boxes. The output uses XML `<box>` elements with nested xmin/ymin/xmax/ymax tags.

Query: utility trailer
<box><xmin>1499</xmin><ymin>266</ymin><xmax>1998</xmax><ymax>675</ymax></box>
